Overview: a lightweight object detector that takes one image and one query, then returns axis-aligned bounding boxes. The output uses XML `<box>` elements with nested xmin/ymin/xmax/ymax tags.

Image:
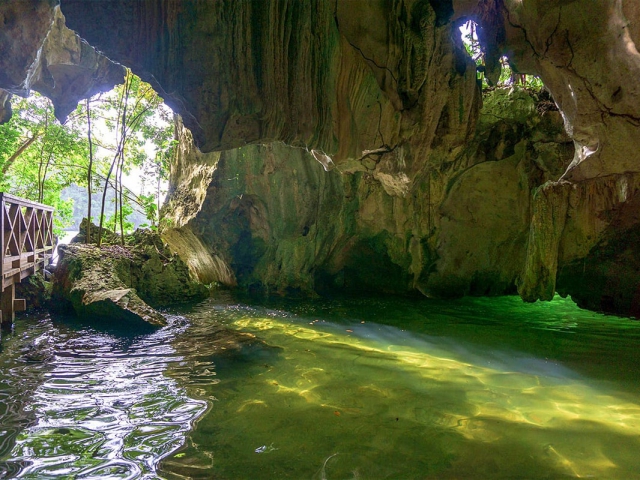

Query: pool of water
<box><xmin>2</xmin><ymin>294</ymin><xmax>640</xmax><ymax>479</ymax></box>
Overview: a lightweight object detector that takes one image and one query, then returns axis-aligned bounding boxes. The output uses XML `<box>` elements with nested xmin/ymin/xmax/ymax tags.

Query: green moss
<box><xmin>52</xmin><ymin>229</ymin><xmax>209</xmax><ymax>325</ymax></box>
<box><xmin>479</xmin><ymin>88</ymin><xmax>537</xmax><ymax>129</ymax></box>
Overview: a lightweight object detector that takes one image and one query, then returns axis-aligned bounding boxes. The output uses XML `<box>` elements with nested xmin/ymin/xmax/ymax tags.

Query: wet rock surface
<box><xmin>163</xmin><ymin>89</ymin><xmax>573</xmax><ymax>299</ymax></box>
<box><xmin>15</xmin><ymin>272</ymin><xmax>52</xmax><ymax>312</ymax></box>
<box><xmin>52</xmin><ymin>243</ymin><xmax>168</xmax><ymax>326</ymax></box>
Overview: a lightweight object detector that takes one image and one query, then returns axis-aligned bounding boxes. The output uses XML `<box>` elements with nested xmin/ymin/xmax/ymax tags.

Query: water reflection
<box><xmin>3</xmin><ymin>294</ymin><xmax>640</xmax><ymax>479</ymax></box>
<box><xmin>0</xmin><ymin>317</ymin><xmax>54</xmax><ymax>478</ymax></box>
<box><xmin>0</xmin><ymin>313</ymin><xmax>206</xmax><ymax>479</ymax></box>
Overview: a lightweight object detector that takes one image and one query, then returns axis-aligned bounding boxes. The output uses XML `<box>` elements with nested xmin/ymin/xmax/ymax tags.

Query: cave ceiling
<box><xmin>1</xmin><ymin>0</ymin><xmax>638</xmax><ymax>184</ymax></box>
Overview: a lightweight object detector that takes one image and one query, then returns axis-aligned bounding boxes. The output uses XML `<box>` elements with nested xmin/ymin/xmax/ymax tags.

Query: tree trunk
<box><xmin>98</xmin><ymin>71</ymin><xmax>131</xmax><ymax>247</ymax></box>
<box><xmin>1</xmin><ymin>133</ymin><xmax>40</xmax><ymax>176</ymax></box>
<box><xmin>118</xmin><ymin>150</ymin><xmax>125</xmax><ymax>245</ymax></box>
<box><xmin>86</xmin><ymin>99</ymin><xmax>93</xmax><ymax>243</ymax></box>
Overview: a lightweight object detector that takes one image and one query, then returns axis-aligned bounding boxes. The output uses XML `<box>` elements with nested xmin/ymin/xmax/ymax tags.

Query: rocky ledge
<box><xmin>51</xmin><ymin>226</ymin><xmax>209</xmax><ymax>326</ymax></box>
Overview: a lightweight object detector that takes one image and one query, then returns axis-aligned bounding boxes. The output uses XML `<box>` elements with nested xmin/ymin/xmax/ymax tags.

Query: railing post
<box><xmin>0</xmin><ymin>282</ymin><xmax>14</xmax><ymax>329</ymax></box>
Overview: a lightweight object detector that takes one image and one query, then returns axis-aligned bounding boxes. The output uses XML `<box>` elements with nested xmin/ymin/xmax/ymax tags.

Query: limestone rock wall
<box><xmin>163</xmin><ymin>89</ymin><xmax>574</xmax><ymax>299</ymax></box>
<box><xmin>31</xmin><ymin>7</ymin><xmax>125</xmax><ymax>121</ymax></box>
<box><xmin>164</xmin><ymin>84</ymin><xmax>640</xmax><ymax>315</ymax></box>
<box><xmin>2</xmin><ymin>1</ymin><xmax>640</xmax><ymax>315</ymax></box>
<box><xmin>0</xmin><ymin>2</ymin><xmax>123</xmax><ymax>123</ymax></box>
<box><xmin>529</xmin><ymin>174</ymin><xmax>640</xmax><ymax>315</ymax></box>
<box><xmin>454</xmin><ymin>0</ymin><xmax>640</xmax><ymax>182</ymax></box>
<box><xmin>58</xmin><ymin>0</ymin><xmax>640</xmax><ymax>182</ymax></box>
<box><xmin>60</xmin><ymin>0</ymin><xmax>479</xmax><ymax>198</ymax></box>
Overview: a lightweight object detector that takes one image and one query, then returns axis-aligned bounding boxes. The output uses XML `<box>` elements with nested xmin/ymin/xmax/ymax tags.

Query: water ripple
<box><xmin>0</xmin><ymin>314</ymin><xmax>207</xmax><ymax>479</ymax></box>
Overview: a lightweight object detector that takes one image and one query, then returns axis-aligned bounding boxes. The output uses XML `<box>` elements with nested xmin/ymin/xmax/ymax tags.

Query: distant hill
<box><xmin>61</xmin><ymin>184</ymin><xmax>148</xmax><ymax>231</ymax></box>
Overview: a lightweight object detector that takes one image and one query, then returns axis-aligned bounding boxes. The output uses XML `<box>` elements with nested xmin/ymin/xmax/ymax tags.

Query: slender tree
<box><xmin>0</xmin><ymin>73</ymin><xmax>174</xmax><ymax>238</ymax></box>
<box><xmin>85</xmin><ymin>98</ymin><xmax>94</xmax><ymax>243</ymax></box>
<box><xmin>98</xmin><ymin>71</ymin><xmax>130</xmax><ymax>247</ymax></box>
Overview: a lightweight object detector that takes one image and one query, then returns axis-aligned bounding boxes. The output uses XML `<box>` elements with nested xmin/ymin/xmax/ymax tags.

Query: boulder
<box><xmin>52</xmin><ymin>228</ymin><xmax>209</xmax><ymax>325</ymax></box>
<box><xmin>52</xmin><ymin>244</ymin><xmax>167</xmax><ymax>326</ymax></box>
<box><xmin>71</xmin><ymin>218</ymin><xmax>120</xmax><ymax>245</ymax></box>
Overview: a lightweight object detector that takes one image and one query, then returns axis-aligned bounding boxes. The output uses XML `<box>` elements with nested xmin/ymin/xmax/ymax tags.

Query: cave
<box><xmin>2</xmin><ymin>1</ymin><xmax>640</xmax><ymax>478</ymax></box>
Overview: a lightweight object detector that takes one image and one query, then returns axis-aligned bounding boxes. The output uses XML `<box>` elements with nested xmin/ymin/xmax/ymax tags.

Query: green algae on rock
<box><xmin>52</xmin><ymin>226</ymin><xmax>209</xmax><ymax>325</ymax></box>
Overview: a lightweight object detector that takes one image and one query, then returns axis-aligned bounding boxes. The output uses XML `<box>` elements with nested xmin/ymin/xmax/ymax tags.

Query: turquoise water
<box><xmin>2</xmin><ymin>294</ymin><xmax>640</xmax><ymax>479</ymax></box>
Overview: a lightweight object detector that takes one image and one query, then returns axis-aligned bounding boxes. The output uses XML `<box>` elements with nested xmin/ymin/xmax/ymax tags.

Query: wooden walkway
<box><xmin>0</xmin><ymin>193</ymin><xmax>54</xmax><ymax>327</ymax></box>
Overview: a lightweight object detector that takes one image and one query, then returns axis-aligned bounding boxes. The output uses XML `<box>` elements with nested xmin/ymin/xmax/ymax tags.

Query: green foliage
<box><xmin>460</xmin><ymin>21</ymin><xmax>544</xmax><ymax>92</ymax></box>
<box><xmin>106</xmin><ymin>201</ymin><xmax>134</xmax><ymax>234</ymax></box>
<box><xmin>138</xmin><ymin>193</ymin><xmax>159</xmax><ymax>227</ymax></box>
<box><xmin>0</xmin><ymin>94</ymin><xmax>91</xmax><ymax>235</ymax></box>
<box><xmin>92</xmin><ymin>69</ymin><xmax>174</xmax><ymax>241</ymax></box>
<box><xmin>0</xmin><ymin>71</ymin><xmax>174</xmax><ymax>239</ymax></box>
<box><xmin>54</xmin><ymin>197</ymin><xmax>75</xmax><ymax>233</ymax></box>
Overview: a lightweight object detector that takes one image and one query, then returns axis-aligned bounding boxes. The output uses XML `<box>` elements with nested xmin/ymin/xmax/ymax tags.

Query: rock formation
<box><xmin>1</xmin><ymin>1</ymin><xmax>640</xmax><ymax>315</ymax></box>
<box><xmin>60</xmin><ymin>0</ymin><xmax>481</xmax><ymax>201</ymax></box>
<box><xmin>53</xmin><ymin>243</ymin><xmax>168</xmax><ymax>326</ymax></box>
<box><xmin>0</xmin><ymin>2</ymin><xmax>123</xmax><ymax>124</ymax></box>
<box><xmin>51</xmin><ymin>226</ymin><xmax>209</xmax><ymax>325</ymax></box>
<box><xmin>163</xmin><ymin>88</ymin><xmax>573</xmax><ymax>300</ymax></box>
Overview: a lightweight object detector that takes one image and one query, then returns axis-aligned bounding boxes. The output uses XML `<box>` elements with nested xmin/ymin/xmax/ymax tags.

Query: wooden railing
<box><xmin>0</xmin><ymin>193</ymin><xmax>54</xmax><ymax>326</ymax></box>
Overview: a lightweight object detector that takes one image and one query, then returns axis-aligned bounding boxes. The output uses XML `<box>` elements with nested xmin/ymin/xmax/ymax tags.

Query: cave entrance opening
<box><xmin>459</xmin><ymin>20</ymin><xmax>545</xmax><ymax>91</ymax></box>
<box><xmin>0</xmin><ymin>70</ymin><xmax>176</xmax><ymax>245</ymax></box>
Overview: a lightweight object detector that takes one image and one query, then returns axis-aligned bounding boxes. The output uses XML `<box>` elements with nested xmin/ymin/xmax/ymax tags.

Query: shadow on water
<box><xmin>49</xmin><ymin>311</ymin><xmax>161</xmax><ymax>337</ymax></box>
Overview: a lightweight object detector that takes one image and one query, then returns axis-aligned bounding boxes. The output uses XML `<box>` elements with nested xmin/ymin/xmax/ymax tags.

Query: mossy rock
<box><xmin>52</xmin><ymin>244</ymin><xmax>167</xmax><ymax>325</ymax></box>
<box><xmin>52</xmin><ymin>228</ymin><xmax>210</xmax><ymax>325</ymax></box>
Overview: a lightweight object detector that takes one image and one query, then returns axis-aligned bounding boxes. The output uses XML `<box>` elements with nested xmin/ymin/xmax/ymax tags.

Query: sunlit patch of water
<box><xmin>161</xmin><ymin>294</ymin><xmax>640</xmax><ymax>480</ymax></box>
